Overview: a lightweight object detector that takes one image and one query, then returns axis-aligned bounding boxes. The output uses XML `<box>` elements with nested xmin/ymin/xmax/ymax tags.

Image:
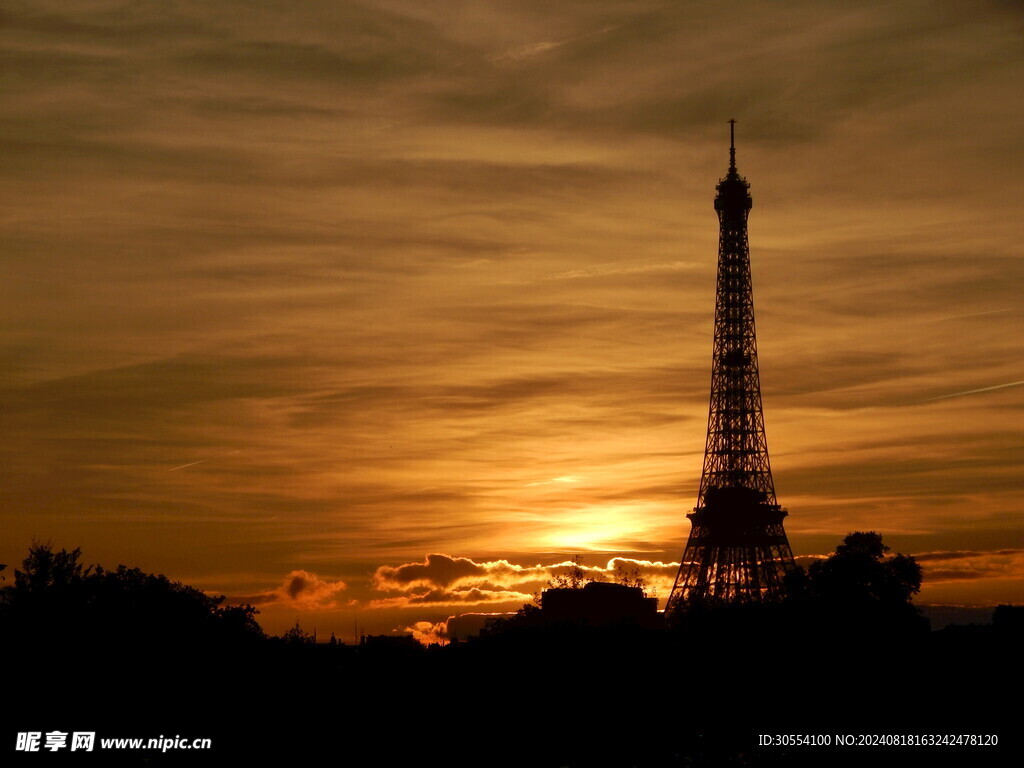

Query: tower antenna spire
<box><xmin>728</xmin><ymin>119</ymin><xmax>737</xmax><ymax>172</ymax></box>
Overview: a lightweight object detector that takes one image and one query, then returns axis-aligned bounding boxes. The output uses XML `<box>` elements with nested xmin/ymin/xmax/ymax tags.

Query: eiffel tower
<box><xmin>665</xmin><ymin>122</ymin><xmax>795</xmax><ymax>612</ymax></box>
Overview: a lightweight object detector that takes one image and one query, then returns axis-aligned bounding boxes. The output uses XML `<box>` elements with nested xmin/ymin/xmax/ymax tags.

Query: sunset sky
<box><xmin>3</xmin><ymin>0</ymin><xmax>1023</xmax><ymax>640</ymax></box>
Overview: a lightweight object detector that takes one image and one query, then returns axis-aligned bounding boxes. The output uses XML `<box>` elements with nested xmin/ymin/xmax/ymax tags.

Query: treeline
<box><xmin>2</xmin><ymin>537</ymin><xmax>1020</xmax><ymax>766</ymax></box>
<box><xmin>0</xmin><ymin>544</ymin><xmax>264</xmax><ymax>656</ymax></box>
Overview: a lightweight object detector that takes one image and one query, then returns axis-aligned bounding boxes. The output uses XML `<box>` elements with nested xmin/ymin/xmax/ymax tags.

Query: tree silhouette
<box><xmin>806</xmin><ymin>531</ymin><xmax>922</xmax><ymax>604</ymax></box>
<box><xmin>281</xmin><ymin>620</ymin><xmax>314</xmax><ymax>646</ymax></box>
<box><xmin>547</xmin><ymin>554</ymin><xmax>592</xmax><ymax>590</ymax></box>
<box><xmin>785</xmin><ymin>531</ymin><xmax>926</xmax><ymax>637</ymax></box>
<box><xmin>9</xmin><ymin>542</ymin><xmax>92</xmax><ymax>599</ymax></box>
<box><xmin>0</xmin><ymin>543</ymin><xmax>265</xmax><ymax>656</ymax></box>
<box><xmin>614</xmin><ymin>564</ymin><xmax>649</xmax><ymax>594</ymax></box>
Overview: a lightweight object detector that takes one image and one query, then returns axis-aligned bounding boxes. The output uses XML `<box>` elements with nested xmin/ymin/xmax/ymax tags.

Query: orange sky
<box><xmin>3</xmin><ymin>0</ymin><xmax>1023</xmax><ymax>639</ymax></box>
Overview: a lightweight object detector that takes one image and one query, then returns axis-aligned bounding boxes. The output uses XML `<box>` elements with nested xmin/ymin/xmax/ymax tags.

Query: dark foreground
<box><xmin>7</xmin><ymin>617</ymin><xmax>1021</xmax><ymax>767</ymax></box>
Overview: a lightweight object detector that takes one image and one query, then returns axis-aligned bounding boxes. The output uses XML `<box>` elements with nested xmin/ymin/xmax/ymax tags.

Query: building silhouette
<box><xmin>665</xmin><ymin>122</ymin><xmax>796</xmax><ymax>611</ymax></box>
<box><xmin>541</xmin><ymin>581</ymin><xmax>660</xmax><ymax>629</ymax></box>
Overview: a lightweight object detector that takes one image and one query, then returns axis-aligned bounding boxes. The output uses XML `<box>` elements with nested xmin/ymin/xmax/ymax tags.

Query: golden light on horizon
<box><xmin>538</xmin><ymin>502</ymin><xmax>675</xmax><ymax>554</ymax></box>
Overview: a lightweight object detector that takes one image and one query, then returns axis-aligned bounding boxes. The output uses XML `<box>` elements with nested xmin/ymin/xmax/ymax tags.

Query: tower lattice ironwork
<box><xmin>665</xmin><ymin>122</ymin><xmax>795</xmax><ymax>611</ymax></box>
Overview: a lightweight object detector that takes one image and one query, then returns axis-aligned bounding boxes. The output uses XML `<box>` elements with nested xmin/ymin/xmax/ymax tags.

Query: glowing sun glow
<box><xmin>541</xmin><ymin>503</ymin><xmax>669</xmax><ymax>553</ymax></box>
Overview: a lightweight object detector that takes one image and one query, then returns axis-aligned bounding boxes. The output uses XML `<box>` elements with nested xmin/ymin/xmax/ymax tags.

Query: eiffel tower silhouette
<box><xmin>666</xmin><ymin>122</ymin><xmax>796</xmax><ymax>612</ymax></box>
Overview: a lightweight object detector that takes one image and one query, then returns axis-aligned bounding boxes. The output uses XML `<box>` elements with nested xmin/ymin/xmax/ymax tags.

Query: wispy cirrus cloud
<box><xmin>911</xmin><ymin>549</ymin><xmax>1024</xmax><ymax>583</ymax></box>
